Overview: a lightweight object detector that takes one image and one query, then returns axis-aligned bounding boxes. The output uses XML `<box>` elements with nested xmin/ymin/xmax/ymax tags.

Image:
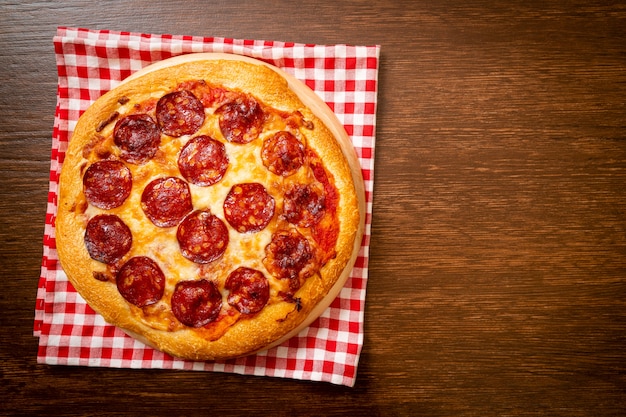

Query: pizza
<box><xmin>55</xmin><ymin>53</ymin><xmax>364</xmax><ymax>361</ymax></box>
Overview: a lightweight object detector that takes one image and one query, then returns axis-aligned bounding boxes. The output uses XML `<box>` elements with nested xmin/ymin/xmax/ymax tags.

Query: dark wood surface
<box><xmin>2</xmin><ymin>1</ymin><xmax>625</xmax><ymax>415</ymax></box>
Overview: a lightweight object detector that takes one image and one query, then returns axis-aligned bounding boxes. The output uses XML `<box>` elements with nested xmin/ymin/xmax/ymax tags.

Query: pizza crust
<box><xmin>56</xmin><ymin>53</ymin><xmax>365</xmax><ymax>360</ymax></box>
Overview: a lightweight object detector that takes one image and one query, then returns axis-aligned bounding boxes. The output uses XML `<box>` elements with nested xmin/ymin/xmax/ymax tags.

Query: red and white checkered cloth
<box><xmin>35</xmin><ymin>27</ymin><xmax>379</xmax><ymax>387</ymax></box>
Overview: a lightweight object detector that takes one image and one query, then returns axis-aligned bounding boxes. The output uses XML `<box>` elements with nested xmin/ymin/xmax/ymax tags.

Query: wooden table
<box><xmin>2</xmin><ymin>1</ymin><xmax>625</xmax><ymax>415</ymax></box>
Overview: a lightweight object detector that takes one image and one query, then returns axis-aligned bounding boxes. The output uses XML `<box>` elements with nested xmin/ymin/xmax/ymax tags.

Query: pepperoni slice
<box><xmin>216</xmin><ymin>96</ymin><xmax>264</xmax><ymax>144</ymax></box>
<box><xmin>177</xmin><ymin>209</ymin><xmax>229</xmax><ymax>264</ymax></box>
<box><xmin>177</xmin><ymin>135</ymin><xmax>229</xmax><ymax>186</ymax></box>
<box><xmin>84</xmin><ymin>214</ymin><xmax>132</xmax><ymax>264</ymax></box>
<box><xmin>282</xmin><ymin>183</ymin><xmax>326</xmax><ymax>227</ymax></box>
<box><xmin>261</xmin><ymin>131</ymin><xmax>305</xmax><ymax>177</ymax></box>
<box><xmin>263</xmin><ymin>229</ymin><xmax>314</xmax><ymax>282</ymax></box>
<box><xmin>223</xmin><ymin>183</ymin><xmax>275</xmax><ymax>233</ymax></box>
<box><xmin>116</xmin><ymin>256</ymin><xmax>165</xmax><ymax>307</ymax></box>
<box><xmin>113</xmin><ymin>114</ymin><xmax>161</xmax><ymax>164</ymax></box>
<box><xmin>156</xmin><ymin>90</ymin><xmax>205</xmax><ymax>137</ymax></box>
<box><xmin>141</xmin><ymin>177</ymin><xmax>193</xmax><ymax>227</ymax></box>
<box><xmin>83</xmin><ymin>160</ymin><xmax>132</xmax><ymax>209</ymax></box>
<box><xmin>225</xmin><ymin>267</ymin><xmax>270</xmax><ymax>314</ymax></box>
<box><xmin>171</xmin><ymin>279</ymin><xmax>222</xmax><ymax>327</ymax></box>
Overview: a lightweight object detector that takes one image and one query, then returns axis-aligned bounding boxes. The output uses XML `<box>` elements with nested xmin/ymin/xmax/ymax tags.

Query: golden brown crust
<box><xmin>56</xmin><ymin>54</ymin><xmax>364</xmax><ymax>360</ymax></box>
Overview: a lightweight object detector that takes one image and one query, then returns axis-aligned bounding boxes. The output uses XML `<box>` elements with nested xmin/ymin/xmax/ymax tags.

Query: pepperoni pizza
<box><xmin>55</xmin><ymin>54</ymin><xmax>364</xmax><ymax>361</ymax></box>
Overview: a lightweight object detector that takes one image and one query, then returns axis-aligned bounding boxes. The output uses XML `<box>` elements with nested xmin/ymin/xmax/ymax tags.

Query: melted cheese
<box><xmin>81</xmin><ymin>84</ymin><xmax>334</xmax><ymax>332</ymax></box>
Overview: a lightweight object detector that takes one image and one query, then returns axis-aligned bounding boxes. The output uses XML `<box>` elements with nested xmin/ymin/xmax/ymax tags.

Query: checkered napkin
<box><xmin>35</xmin><ymin>27</ymin><xmax>379</xmax><ymax>387</ymax></box>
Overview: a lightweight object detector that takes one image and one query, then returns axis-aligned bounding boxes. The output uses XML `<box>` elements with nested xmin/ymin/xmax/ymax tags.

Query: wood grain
<box><xmin>1</xmin><ymin>1</ymin><xmax>625</xmax><ymax>415</ymax></box>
